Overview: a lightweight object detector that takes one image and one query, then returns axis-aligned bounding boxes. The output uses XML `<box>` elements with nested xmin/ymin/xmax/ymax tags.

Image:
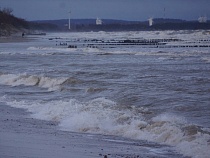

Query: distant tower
<box><xmin>198</xmin><ymin>16</ymin><xmax>207</xmax><ymax>23</ymax></box>
<box><xmin>96</xmin><ymin>18</ymin><xmax>102</xmax><ymax>25</ymax></box>
<box><xmin>68</xmin><ymin>10</ymin><xmax>71</xmax><ymax>30</ymax></box>
<box><xmin>148</xmin><ymin>18</ymin><xmax>153</xmax><ymax>26</ymax></box>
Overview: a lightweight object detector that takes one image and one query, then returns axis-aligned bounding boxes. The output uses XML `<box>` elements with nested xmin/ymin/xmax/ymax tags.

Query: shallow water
<box><xmin>0</xmin><ymin>30</ymin><xmax>210</xmax><ymax>158</ymax></box>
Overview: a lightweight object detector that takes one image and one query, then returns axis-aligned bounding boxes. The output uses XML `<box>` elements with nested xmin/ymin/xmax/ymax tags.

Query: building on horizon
<box><xmin>148</xmin><ymin>18</ymin><xmax>153</xmax><ymax>26</ymax></box>
<box><xmin>198</xmin><ymin>16</ymin><xmax>207</xmax><ymax>23</ymax></box>
<box><xmin>96</xmin><ymin>18</ymin><xmax>102</xmax><ymax>25</ymax></box>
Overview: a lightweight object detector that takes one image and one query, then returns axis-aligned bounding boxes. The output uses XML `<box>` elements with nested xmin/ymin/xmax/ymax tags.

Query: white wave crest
<box><xmin>27</xmin><ymin>46</ymin><xmax>73</xmax><ymax>52</ymax></box>
<box><xmin>1</xmin><ymin>96</ymin><xmax>210</xmax><ymax>158</ymax></box>
<box><xmin>0</xmin><ymin>73</ymin><xmax>67</xmax><ymax>91</ymax></box>
<box><xmin>202</xmin><ymin>57</ymin><xmax>210</xmax><ymax>63</ymax></box>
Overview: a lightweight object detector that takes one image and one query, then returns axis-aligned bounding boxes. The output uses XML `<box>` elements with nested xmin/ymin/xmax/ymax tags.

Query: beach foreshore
<box><xmin>0</xmin><ymin>36</ymin><xmax>32</xmax><ymax>43</ymax></box>
<box><xmin>0</xmin><ymin>103</ymin><xmax>186</xmax><ymax>158</ymax></box>
<box><xmin>0</xmin><ymin>35</ymin><xmax>35</xmax><ymax>43</ymax></box>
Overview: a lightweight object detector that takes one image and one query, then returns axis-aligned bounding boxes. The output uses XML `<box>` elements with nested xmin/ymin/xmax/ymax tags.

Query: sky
<box><xmin>0</xmin><ymin>0</ymin><xmax>209</xmax><ymax>21</ymax></box>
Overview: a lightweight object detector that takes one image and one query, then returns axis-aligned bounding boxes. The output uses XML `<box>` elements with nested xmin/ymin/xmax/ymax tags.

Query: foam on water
<box><xmin>1</xmin><ymin>96</ymin><xmax>209</xmax><ymax>158</ymax></box>
<box><xmin>0</xmin><ymin>73</ymin><xmax>67</xmax><ymax>91</ymax></box>
<box><xmin>1</xmin><ymin>30</ymin><xmax>210</xmax><ymax>158</ymax></box>
<box><xmin>202</xmin><ymin>57</ymin><xmax>210</xmax><ymax>63</ymax></box>
<box><xmin>27</xmin><ymin>46</ymin><xmax>74</xmax><ymax>52</ymax></box>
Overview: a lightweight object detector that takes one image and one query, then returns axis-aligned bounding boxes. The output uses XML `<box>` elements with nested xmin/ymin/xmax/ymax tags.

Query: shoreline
<box><xmin>0</xmin><ymin>103</ymin><xmax>186</xmax><ymax>158</ymax></box>
<box><xmin>0</xmin><ymin>35</ymin><xmax>35</xmax><ymax>43</ymax></box>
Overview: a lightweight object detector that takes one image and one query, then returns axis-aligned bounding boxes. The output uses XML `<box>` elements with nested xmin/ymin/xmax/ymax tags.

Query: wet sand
<box><xmin>0</xmin><ymin>35</ymin><xmax>35</xmax><ymax>43</ymax></box>
<box><xmin>0</xmin><ymin>103</ymin><xmax>186</xmax><ymax>158</ymax></box>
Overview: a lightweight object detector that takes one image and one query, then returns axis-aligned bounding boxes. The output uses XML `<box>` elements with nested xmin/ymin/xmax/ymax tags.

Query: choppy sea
<box><xmin>0</xmin><ymin>30</ymin><xmax>210</xmax><ymax>158</ymax></box>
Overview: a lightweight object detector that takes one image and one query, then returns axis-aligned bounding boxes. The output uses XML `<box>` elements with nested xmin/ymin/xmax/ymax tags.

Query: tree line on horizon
<box><xmin>0</xmin><ymin>7</ymin><xmax>59</xmax><ymax>36</ymax></box>
<box><xmin>1</xmin><ymin>7</ymin><xmax>210</xmax><ymax>36</ymax></box>
<box><xmin>0</xmin><ymin>7</ymin><xmax>29</xmax><ymax>36</ymax></box>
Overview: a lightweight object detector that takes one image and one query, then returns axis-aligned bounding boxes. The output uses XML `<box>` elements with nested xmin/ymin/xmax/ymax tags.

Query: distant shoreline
<box><xmin>34</xmin><ymin>18</ymin><xmax>210</xmax><ymax>31</ymax></box>
<box><xmin>0</xmin><ymin>35</ymin><xmax>35</xmax><ymax>43</ymax></box>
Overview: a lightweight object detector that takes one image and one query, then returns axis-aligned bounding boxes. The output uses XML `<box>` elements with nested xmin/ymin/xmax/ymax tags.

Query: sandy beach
<box><xmin>0</xmin><ymin>34</ymin><xmax>35</xmax><ymax>43</ymax></box>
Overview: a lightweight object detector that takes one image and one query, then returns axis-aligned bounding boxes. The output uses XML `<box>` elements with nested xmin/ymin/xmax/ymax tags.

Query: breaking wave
<box><xmin>202</xmin><ymin>57</ymin><xmax>210</xmax><ymax>63</ymax></box>
<box><xmin>27</xmin><ymin>46</ymin><xmax>74</xmax><ymax>53</ymax></box>
<box><xmin>0</xmin><ymin>73</ymin><xmax>110</xmax><ymax>93</ymax></box>
<box><xmin>0</xmin><ymin>73</ymin><xmax>68</xmax><ymax>91</ymax></box>
<box><xmin>1</xmin><ymin>96</ymin><xmax>210</xmax><ymax>158</ymax></box>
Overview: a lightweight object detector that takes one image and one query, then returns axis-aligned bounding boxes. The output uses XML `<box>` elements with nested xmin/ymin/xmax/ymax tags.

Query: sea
<box><xmin>0</xmin><ymin>30</ymin><xmax>210</xmax><ymax>158</ymax></box>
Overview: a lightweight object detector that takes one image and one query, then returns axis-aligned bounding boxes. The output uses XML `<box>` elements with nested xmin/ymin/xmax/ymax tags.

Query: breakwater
<box><xmin>60</xmin><ymin>38</ymin><xmax>210</xmax><ymax>49</ymax></box>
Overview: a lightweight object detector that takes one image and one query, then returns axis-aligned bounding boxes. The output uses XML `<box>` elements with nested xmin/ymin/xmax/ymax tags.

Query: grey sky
<box><xmin>0</xmin><ymin>0</ymin><xmax>209</xmax><ymax>21</ymax></box>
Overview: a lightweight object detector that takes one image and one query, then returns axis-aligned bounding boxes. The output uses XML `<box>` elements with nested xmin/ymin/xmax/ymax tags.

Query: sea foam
<box><xmin>1</xmin><ymin>96</ymin><xmax>210</xmax><ymax>158</ymax></box>
<box><xmin>0</xmin><ymin>73</ymin><xmax>67</xmax><ymax>91</ymax></box>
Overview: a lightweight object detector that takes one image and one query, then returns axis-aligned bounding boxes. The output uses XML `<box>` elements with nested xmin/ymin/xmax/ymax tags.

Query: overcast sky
<box><xmin>0</xmin><ymin>0</ymin><xmax>209</xmax><ymax>21</ymax></box>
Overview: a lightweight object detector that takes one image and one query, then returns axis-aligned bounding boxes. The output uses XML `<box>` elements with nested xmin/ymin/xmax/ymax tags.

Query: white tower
<box><xmin>148</xmin><ymin>18</ymin><xmax>153</xmax><ymax>26</ymax></box>
<box><xmin>96</xmin><ymin>18</ymin><xmax>102</xmax><ymax>25</ymax></box>
<box><xmin>68</xmin><ymin>10</ymin><xmax>71</xmax><ymax>30</ymax></box>
<box><xmin>198</xmin><ymin>16</ymin><xmax>207</xmax><ymax>23</ymax></box>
